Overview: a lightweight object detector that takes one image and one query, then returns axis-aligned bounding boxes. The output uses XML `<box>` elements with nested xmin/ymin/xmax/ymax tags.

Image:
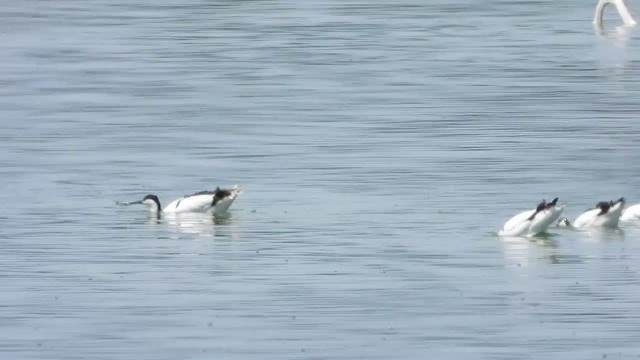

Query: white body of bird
<box><xmin>572</xmin><ymin>198</ymin><xmax>625</xmax><ymax>229</ymax></box>
<box><xmin>118</xmin><ymin>185</ymin><xmax>242</xmax><ymax>217</ymax></box>
<box><xmin>621</xmin><ymin>203</ymin><xmax>640</xmax><ymax>222</ymax></box>
<box><xmin>163</xmin><ymin>187</ymin><xmax>242</xmax><ymax>215</ymax></box>
<box><xmin>499</xmin><ymin>198</ymin><xmax>565</xmax><ymax>237</ymax></box>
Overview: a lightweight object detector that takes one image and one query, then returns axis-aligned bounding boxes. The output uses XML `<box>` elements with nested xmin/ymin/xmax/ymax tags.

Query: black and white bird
<box><xmin>621</xmin><ymin>202</ymin><xmax>640</xmax><ymax>222</ymax></box>
<box><xmin>499</xmin><ymin>198</ymin><xmax>565</xmax><ymax>237</ymax></box>
<box><xmin>557</xmin><ymin>197</ymin><xmax>625</xmax><ymax>229</ymax></box>
<box><xmin>117</xmin><ymin>185</ymin><xmax>242</xmax><ymax>216</ymax></box>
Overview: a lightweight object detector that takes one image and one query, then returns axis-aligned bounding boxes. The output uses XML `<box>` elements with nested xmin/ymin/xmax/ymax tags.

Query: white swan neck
<box><xmin>594</xmin><ymin>0</ymin><xmax>637</xmax><ymax>28</ymax></box>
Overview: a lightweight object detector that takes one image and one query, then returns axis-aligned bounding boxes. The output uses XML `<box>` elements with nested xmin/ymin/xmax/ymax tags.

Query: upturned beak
<box><xmin>116</xmin><ymin>199</ymin><xmax>143</xmax><ymax>206</ymax></box>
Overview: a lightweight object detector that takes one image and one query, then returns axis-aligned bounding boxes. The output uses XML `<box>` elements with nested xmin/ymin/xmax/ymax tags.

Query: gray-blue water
<box><xmin>3</xmin><ymin>1</ymin><xmax>640</xmax><ymax>359</ymax></box>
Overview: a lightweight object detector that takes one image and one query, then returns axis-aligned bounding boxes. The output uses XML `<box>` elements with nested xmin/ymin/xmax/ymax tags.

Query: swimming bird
<box><xmin>621</xmin><ymin>202</ymin><xmax>640</xmax><ymax>222</ymax></box>
<box><xmin>117</xmin><ymin>185</ymin><xmax>242</xmax><ymax>216</ymax></box>
<box><xmin>557</xmin><ymin>197</ymin><xmax>625</xmax><ymax>229</ymax></box>
<box><xmin>593</xmin><ymin>0</ymin><xmax>637</xmax><ymax>28</ymax></box>
<box><xmin>499</xmin><ymin>198</ymin><xmax>565</xmax><ymax>237</ymax></box>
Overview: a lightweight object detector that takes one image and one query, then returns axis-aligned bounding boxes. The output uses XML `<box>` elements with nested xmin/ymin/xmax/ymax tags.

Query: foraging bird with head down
<box><xmin>117</xmin><ymin>185</ymin><xmax>242</xmax><ymax>216</ymax></box>
<box><xmin>499</xmin><ymin>197</ymin><xmax>565</xmax><ymax>237</ymax></box>
<box><xmin>557</xmin><ymin>197</ymin><xmax>625</xmax><ymax>229</ymax></box>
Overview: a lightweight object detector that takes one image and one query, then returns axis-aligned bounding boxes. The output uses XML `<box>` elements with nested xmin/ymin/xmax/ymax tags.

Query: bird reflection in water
<box><xmin>499</xmin><ymin>233</ymin><xmax>559</xmax><ymax>269</ymax></box>
<box><xmin>145</xmin><ymin>212</ymin><xmax>240</xmax><ymax>241</ymax></box>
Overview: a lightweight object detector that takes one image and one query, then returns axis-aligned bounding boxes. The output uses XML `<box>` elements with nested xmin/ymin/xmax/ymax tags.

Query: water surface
<box><xmin>2</xmin><ymin>1</ymin><xmax>640</xmax><ymax>359</ymax></box>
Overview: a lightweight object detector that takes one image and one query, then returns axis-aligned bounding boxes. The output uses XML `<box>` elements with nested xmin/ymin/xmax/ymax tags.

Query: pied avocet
<box><xmin>499</xmin><ymin>198</ymin><xmax>565</xmax><ymax>237</ymax></box>
<box><xmin>117</xmin><ymin>185</ymin><xmax>242</xmax><ymax>216</ymax></box>
<box><xmin>557</xmin><ymin>197</ymin><xmax>625</xmax><ymax>229</ymax></box>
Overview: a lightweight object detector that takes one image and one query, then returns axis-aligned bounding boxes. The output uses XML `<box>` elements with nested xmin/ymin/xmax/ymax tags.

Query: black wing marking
<box><xmin>527</xmin><ymin>200</ymin><xmax>546</xmax><ymax>221</ymax></box>
<box><xmin>185</xmin><ymin>190</ymin><xmax>216</xmax><ymax>197</ymax></box>
<box><xmin>185</xmin><ymin>188</ymin><xmax>233</xmax><ymax>197</ymax></box>
<box><xmin>213</xmin><ymin>187</ymin><xmax>233</xmax><ymax>206</ymax></box>
<box><xmin>595</xmin><ymin>201</ymin><xmax>610</xmax><ymax>216</ymax></box>
<box><xmin>215</xmin><ymin>187</ymin><xmax>232</xmax><ymax>198</ymax></box>
<box><xmin>183</xmin><ymin>188</ymin><xmax>233</xmax><ymax>208</ymax></box>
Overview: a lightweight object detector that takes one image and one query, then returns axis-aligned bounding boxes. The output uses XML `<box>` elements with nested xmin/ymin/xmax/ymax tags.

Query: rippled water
<box><xmin>2</xmin><ymin>1</ymin><xmax>640</xmax><ymax>359</ymax></box>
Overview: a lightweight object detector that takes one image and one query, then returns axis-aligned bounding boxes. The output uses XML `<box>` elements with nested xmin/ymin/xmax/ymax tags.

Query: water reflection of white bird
<box><xmin>500</xmin><ymin>235</ymin><xmax>558</xmax><ymax>269</ymax></box>
<box><xmin>117</xmin><ymin>185</ymin><xmax>242</xmax><ymax>217</ymax></box>
<box><xmin>165</xmin><ymin>212</ymin><xmax>240</xmax><ymax>240</ymax></box>
<box><xmin>500</xmin><ymin>236</ymin><xmax>533</xmax><ymax>268</ymax></box>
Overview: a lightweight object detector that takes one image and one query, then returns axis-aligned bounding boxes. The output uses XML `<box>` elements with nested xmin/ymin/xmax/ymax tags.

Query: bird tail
<box><xmin>229</xmin><ymin>184</ymin><xmax>242</xmax><ymax>198</ymax></box>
